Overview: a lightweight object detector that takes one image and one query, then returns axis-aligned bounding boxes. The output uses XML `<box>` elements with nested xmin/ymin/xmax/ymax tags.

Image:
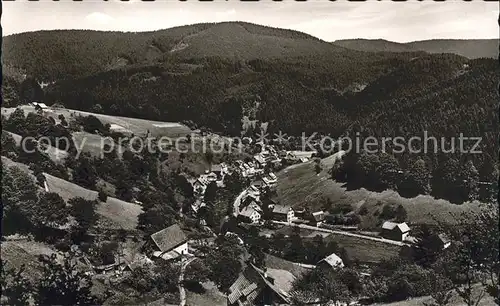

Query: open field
<box><xmin>72</xmin><ymin>131</ymin><xmax>124</xmax><ymax>158</ymax></box>
<box><xmin>264</xmin><ymin>254</ymin><xmax>309</xmax><ymax>278</ymax></box>
<box><xmin>276</xmin><ymin>160</ymin><xmax>483</xmax><ymax>228</ymax></box>
<box><xmin>4</xmin><ymin>130</ymin><xmax>69</xmax><ymax>163</ymax></box>
<box><xmin>96</xmin><ymin>197</ymin><xmax>143</xmax><ymax>230</ymax></box>
<box><xmin>1</xmin><ymin>155</ymin><xmax>34</xmax><ymax>176</ymax></box>
<box><xmin>1</xmin><ymin>240</ymin><xmax>60</xmax><ymax>281</ymax></box>
<box><xmin>44</xmin><ymin>173</ymin><xmax>143</xmax><ymax>230</ymax></box>
<box><xmin>325</xmin><ymin>233</ymin><xmax>402</xmax><ymax>264</ymax></box>
<box><xmin>376</xmin><ymin>284</ymin><xmax>494</xmax><ymax>306</ymax></box>
<box><xmin>2</xmin><ymin>105</ymin><xmax>193</xmax><ymax>138</ymax></box>
<box><xmin>185</xmin><ymin>281</ymin><xmax>227</xmax><ymax>306</ymax></box>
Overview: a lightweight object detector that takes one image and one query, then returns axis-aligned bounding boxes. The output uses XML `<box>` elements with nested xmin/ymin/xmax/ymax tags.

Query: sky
<box><xmin>2</xmin><ymin>0</ymin><xmax>498</xmax><ymax>42</ymax></box>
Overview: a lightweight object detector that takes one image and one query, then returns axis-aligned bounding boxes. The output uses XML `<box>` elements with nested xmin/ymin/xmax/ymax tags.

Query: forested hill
<box><xmin>2</xmin><ymin>22</ymin><xmax>498</xmax><ymax>178</ymax></box>
<box><xmin>2</xmin><ymin>22</ymin><xmax>346</xmax><ymax>81</ymax></box>
<box><xmin>332</xmin><ymin>38</ymin><xmax>498</xmax><ymax>59</ymax></box>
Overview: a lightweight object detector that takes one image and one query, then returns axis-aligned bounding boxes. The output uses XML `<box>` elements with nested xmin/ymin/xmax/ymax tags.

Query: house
<box><xmin>227</xmin><ymin>263</ymin><xmax>292</xmax><ymax>306</ymax></box>
<box><xmin>272</xmin><ymin>205</ymin><xmax>295</xmax><ymax>223</ymax></box>
<box><xmin>381</xmin><ymin>221</ymin><xmax>411</xmax><ymax>241</ymax></box>
<box><xmin>427</xmin><ymin>233</ymin><xmax>452</xmax><ymax>250</ymax></box>
<box><xmin>202</xmin><ymin>172</ymin><xmax>218</xmax><ymax>182</ymax></box>
<box><xmin>268</xmin><ymin>172</ymin><xmax>277</xmax><ymax>181</ymax></box>
<box><xmin>122</xmin><ymin>253</ymin><xmax>153</xmax><ymax>273</ymax></box>
<box><xmin>248</xmin><ymin>185</ymin><xmax>261</xmax><ymax>197</ymax></box>
<box><xmin>251</xmin><ymin>180</ymin><xmax>265</xmax><ymax>191</ymax></box>
<box><xmin>309</xmin><ymin>211</ymin><xmax>326</xmax><ymax>227</ymax></box>
<box><xmin>238</xmin><ymin>206</ymin><xmax>262</xmax><ymax>224</ymax></box>
<box><xmin>211</xmin><ymin>163</ymin><xmax>228</xmax><ymax>180</ymax></box>
<box><xmin>254</xmin><ymin>154</ymin><xmax>267</xmax><ymax>168</ymax></box>
<box><xmin>262</xmin><ymin>173</ymin><xmax>277</xmax><ymax>186</ymax></box>
<box><xmin>32</xmin><ymin>102</ymin><xmax>49</xmax><ymax>112</ymax></box>
<box><xmin>318</xmin><ymin>253</ymin><xmax>345</xmax><ymax>270</ymax></box>
<box><xmin>149</xmin><ymin>224</ymin><xmax>189</xmax><ymax>261</ymax></box>
<box><xmin>193</xmin><ymin>178</ymin><xmax>208</xmax><ymax>195</ymax></box>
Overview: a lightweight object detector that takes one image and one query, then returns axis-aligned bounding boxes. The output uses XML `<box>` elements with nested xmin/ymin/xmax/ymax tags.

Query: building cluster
<box><xmin>191</xmin><ymin>162</ymin><xmax>230</xmax><ymax>212</ymax></box>
<box><xmin>227</xmin><ymin>251</ymin><xmax>346</xmax><ymax>306</ymax></box>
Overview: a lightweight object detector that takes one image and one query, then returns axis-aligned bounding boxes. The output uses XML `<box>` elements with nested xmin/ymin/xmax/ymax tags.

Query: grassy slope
<box><xmin>264</xmin><ymin>253</ymin><xmax>309</xmax><ymax>278</ymax></box>
<box><xmin>276</xmin><ymin>160</ymin><xmax>482</xmax><ymax>228</ymax></box>
<box><xmin>272</xmin><ymin>225</ymin><xmax>400</xmax><ymax>264</ymax></box>
<box><xmin>325</xmin><ymin>234</ymin><xmax>402</xmax><ymax>264</ymax></box>
<box><xmin>376</xmin><ymin>284</ymin><xmax>494</xmax><ymax>306</ymax></box>
<box><xmin>1</xmin><ymin>155</ymin><xmax>35</xmax><ymax>177</ymax></box>
<box><xmin>4</xmin><ymin>130</ymin><xmax>68</xmax><ymax>163</ymax></box>
<box><xmin>185</xmin><ymin>281</ymin><xmax>227</xmax><ymax>306</ymax></box>
<box><xmin>44</xmin><ymin>173</ymin><xmax>143</xmax><ymax>230</ymax></box>
<box><xmin>1</xmin><ymin>240</ymin><xmax>60</xmax><ymax>282</ymax></box>
<box><xmin>2</xmin><ymin>106</ymin><xmax>192</xmax><ymax>138</ymax></box>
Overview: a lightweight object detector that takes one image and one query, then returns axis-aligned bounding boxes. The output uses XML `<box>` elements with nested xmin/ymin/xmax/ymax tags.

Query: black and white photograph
<box><xmin>1</xmin><ymin>1</ymin><xmax>499</xmax><ymax>305</ymax></box>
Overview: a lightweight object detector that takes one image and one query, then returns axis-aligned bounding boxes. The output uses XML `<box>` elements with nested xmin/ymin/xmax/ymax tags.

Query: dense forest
<box><xmin>2</xmin><ymin>22</ymin><xmax>498</xmax><ymax>203</ymax></box>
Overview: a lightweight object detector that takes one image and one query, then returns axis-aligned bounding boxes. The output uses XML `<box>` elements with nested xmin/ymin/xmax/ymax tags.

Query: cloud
<box><xmin>85</xmin><ymin>12</ymin><xmax>115</xmax><ymax>25</ymax></box>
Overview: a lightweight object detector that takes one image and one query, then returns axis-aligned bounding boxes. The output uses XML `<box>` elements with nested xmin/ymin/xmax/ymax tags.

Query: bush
<box><xmin>98</xmin><ymin>190</ymin><xmax>107</xmax><ymax>202</ymax></box>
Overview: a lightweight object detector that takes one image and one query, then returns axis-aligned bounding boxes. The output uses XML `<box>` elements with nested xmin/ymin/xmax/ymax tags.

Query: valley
<box><xmin>1</xmin><ymin>20</ymin><xmax>498</xmax><ymax>306</ymax></box>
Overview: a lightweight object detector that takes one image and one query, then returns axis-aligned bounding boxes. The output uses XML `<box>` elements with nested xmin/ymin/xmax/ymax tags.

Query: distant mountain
<box><xmin>332</xmin><ymin>38</ymin><xmax>498</xmax><ymax>59</ymax></box>
<box><xmin>406</xmin><ymin>39</ymin><xmax>498</xmax><ymax>59</ymax></box>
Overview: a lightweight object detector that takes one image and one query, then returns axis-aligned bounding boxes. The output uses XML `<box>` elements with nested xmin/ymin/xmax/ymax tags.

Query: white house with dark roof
<box><xmin>149</xmin><ymin>224</ymin><xmax>189</xmax><ymax>261</ymax></box>
<box><xmin>309</xmin><ymin>211</ymin><xmax>326</xmax><ymax>227</ymax></box>
<box><xmin>238</xmin><ymin>206</ymin><xmax>262</xmax><ymax>224</ymax></box>
<box><xmin>318</xmin><ymin>252</ymin><xmax>345</xmax><ymax>270</ymax></box>
<box><xmin>381</xmin><ymin>221</ymin><xmax>411</xmax><ymax>241</ymax></box>
<box><xmin>31</xmin><ymin>101</ymin><xmax>49</xmax><ymax>111</ymax></box>
<box><xmin>272</xmin><ymin>205</ymin><xmax>295</xmax><ymax>223</ymax></box>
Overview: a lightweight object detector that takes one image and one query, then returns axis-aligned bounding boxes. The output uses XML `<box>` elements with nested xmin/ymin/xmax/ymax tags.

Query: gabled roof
<box><xmin>150</xmin><ymin>224</ymin><xmax>188</xmax><ymax>253</ymax></box>
<box><xmin>273</xmin><ymin>204</ymin><xmax>292</xmax><ymax>215</ymax></box>
<box><xmin>33</xmin><ymin>102</ymin><xmax>48</xmax><ymax>108</ymax></box>
<box><xmin>382</xmin><ymin>221</ymin><xmax>410</xmax><ymax>233</ymax></box>
<box><xmin>254</xmin><ymin>154</ymin><xmax>266</xmax><ymax>164</ymax></box>
<box><xmin>312</xmin><ymin>211</ymin><xmax>325</xmax><ymax>222</ymax></box>
<box><xmin>319</xmin><ymin>253</ymin><xmax>344</xmax><ymax>268</ymax></box>
<box><xmin>228</xmin><ymin>263</ymin><xmax>292</xmax><ymax>305</ymax></box>
<box><xmin>239</xmin><ymin>206</ymin><xmax>260</xmax><ymax>219</ymax></box>
<box><xmin>228</xmin><ymin>265</ymin><xmax>261</xmax><ymax>304</ymax></box>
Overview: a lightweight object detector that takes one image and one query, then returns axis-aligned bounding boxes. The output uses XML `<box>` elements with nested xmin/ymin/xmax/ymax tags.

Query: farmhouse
<box><xmin>309</xmin><ymin>211</ymin><xmax>326</xmax><ymax>227</ymax></box>
<box><xmin>262</xmin><ymin>172</ymin><xmax>278</xmax><ymax>186</ymax></box>
<box><xmin>228</xmin><ymin>263</ymin><xmax>292</xmax><ymax>306</ymax></box>
<box><xmin>254</xmin><ymin>154</ymin><xmax>267</xmax><ymax>168</ymax></box>
<box><xmin>149</xmin><ymin>224</ymin><xmax>189</xmax><ymax>261</ymax></box>
<box><xmin>238</xmin><ymin>206</ymin><xmax>262</xmax><ymax>224</ymax></box>
<box><xmin>427</xmin><ymin>233</ymin><xmax>452</xmax><ymax>250</ymax></box>
<box><xmin>381</xmin><ymin>221</ymin><xmax>411</xmax><ymax>241</ymax></box>
<box><xmin>318</xmin><ymin>253</ymin><xmax>345</xmax><ymax>270</ymax></box>
<box><xmin>31</xmin><ymin>102</ymin><xmax>49</xmax><ymax>112</ymax></box>
<box><xmin>272</xmin><ymin>205</ymin><xmax>295</xmax><ymax>223</ymax></box>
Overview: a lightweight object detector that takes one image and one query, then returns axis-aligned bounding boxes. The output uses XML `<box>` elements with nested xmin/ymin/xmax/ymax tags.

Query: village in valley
<box><xmin>1</xmin><ymin>103</ymin><xmax>476</xmax><ymax>306</ymax></box>
<box><xmin>1</xmin><ymin>4</ymin><xmax>499</xmax><ymax>305</ymax></box>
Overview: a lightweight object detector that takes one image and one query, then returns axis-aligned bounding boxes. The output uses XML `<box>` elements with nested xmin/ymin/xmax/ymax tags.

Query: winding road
<box><xmin>178</xmin><ymin>257</ymin><xmax>196</xmax><ymax>306</ymax></box>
